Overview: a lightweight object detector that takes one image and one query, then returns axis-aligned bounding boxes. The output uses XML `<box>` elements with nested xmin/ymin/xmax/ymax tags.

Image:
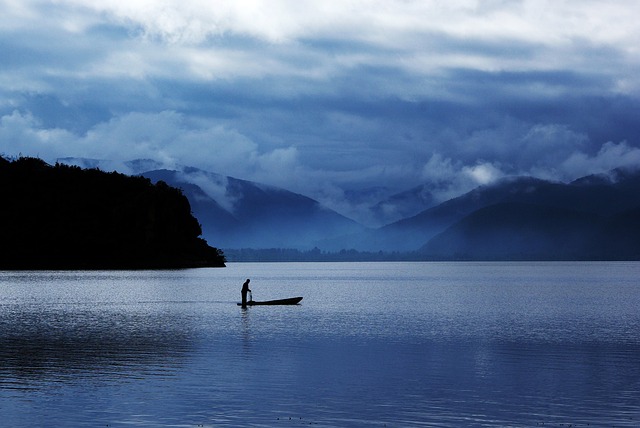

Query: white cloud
<box><xmin>421</xmin><ymin>153</ymin><xmax>458</xmax><ymax>184</ymax></box>
<box><xmin>421</xmin><ymin>154</ymin><xmax>505</xmax><ymax>202</ymax></box>
<box><xmin>4</xmin><ymin>0</ymin><xmax>639</xmax><ymax>90</ymax></box>
<box><xmin>178</xmin><ymin>169</ymin><xmax>241</xmax><ymax>213</ymax></box>
<box><xmin>0</xmin><ymin>110</ymin><xmax>76</xmax><ymax>157</ymax></box>
<box><xmin>559</xmin><ymin>141</ymin><xmax>640</xmax><ymax>180</ymax></box>
<box><xmin>0</xmin><ymin>109</ymin><xmax>305</xmax><ymax>185</ymax></box>
<box><xmin>450</xmin><ymin>121</ymin><xmax>587</xmax><ymax>173</ymax></box>
<box><xmin>463</xmin><ymin>162</ymin><xmax>504</xmax><ymax>185</ymax></box>
<box><xmin>517</xmin><ymin>124</ymin><xmax>589</xmax><ymax>169</ymax></box>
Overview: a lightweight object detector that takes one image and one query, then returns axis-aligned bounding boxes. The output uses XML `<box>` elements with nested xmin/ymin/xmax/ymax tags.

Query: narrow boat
<box><xmin>237</xmin><ymin>297</ymin><xmax>303</xmax><ymax>306</ymax></box>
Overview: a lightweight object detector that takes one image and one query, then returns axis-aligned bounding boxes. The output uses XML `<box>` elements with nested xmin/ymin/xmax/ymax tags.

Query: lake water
<box><xmin>0</xmin><ymin>262</ymin><xmax>639</xmax><ymax>427</ymax></box>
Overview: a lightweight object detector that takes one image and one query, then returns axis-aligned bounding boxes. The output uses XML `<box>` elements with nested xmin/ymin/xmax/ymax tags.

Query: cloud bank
<box><xmin>2</xmin><ymin>0</ymin><xmax>640</xmax><ymax>222</ymax></box>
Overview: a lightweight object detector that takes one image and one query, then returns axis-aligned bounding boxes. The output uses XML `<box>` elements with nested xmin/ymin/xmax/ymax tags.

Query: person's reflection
<box><xmin>240</xmin><ymin>305</ymin><xmax>252</xmax><ymax>356</ymax></box>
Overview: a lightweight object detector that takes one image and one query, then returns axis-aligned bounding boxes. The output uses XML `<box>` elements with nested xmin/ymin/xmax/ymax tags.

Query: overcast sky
<box><xmin>2</xmin><ymin>0</ymin><xmax>640</xmax><ymax>212</ymax></box>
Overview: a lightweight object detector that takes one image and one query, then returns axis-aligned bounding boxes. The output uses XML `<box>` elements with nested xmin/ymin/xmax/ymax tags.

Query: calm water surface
<box><xmin>0</xmin><ymin>262</ymin><xmax>639</xmax><ymax>427</ymax></box>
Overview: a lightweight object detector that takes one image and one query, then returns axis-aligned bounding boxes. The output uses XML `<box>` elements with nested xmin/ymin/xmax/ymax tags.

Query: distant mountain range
<box><xmin>60</xmin><ymin>157</ymin><xmax>367</xmax><ymax>249</ymax></box>
<box><xmin>340</xmin><ymin>168</ymin><xmax>640</xmax><ymax>259</ymax></box>
<box><xmin>419</xmin><ymin>171</ymin><xmax>640</xmax><ymax>260</ymax></box>
<box><xmin>57</xmin><ymin>158</ymin><xmax>640</xmax><ymax>260</ymax></box>
<box><xmin>369</xmin><ymin>184</ymin><xmax>440</xmax><ymax>226</ymax></box>
<box><xmin>140</xmin><ymin>168</ymin><xmax>365</xmax><ymax>249</ymax></box>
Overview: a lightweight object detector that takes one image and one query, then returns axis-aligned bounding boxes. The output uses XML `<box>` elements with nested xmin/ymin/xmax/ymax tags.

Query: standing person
<box><xmin>241</xmin><ymin>279</ymin><xmax>251</xmax><ymax>308</ymax></box>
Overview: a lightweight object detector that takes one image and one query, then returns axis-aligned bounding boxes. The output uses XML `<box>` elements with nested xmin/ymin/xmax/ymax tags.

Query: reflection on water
<box><xmin>0</xmin><ymin>308</ymin><xmax>192</xmax><ymax>389</ymax></box>
<box><xmin>0</xmin><ymin>263</ymin><xmax>639</xmax><ymax>427</ymax></box>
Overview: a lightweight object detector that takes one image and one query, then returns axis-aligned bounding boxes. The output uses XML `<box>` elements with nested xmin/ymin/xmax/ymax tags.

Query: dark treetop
<box><xmin>0</xmin><ymin>157</ymin><xmax>225</xmax><ymax>269</ymax></box>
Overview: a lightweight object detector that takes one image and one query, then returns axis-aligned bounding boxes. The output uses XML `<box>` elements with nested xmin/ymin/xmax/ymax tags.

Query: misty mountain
<box><xmin>322</xmin><ymin>176</ymin><xmax>554</xmax><ymax>251</ymax></box>
<box><xmin>56</xmin><ymin>157</ymin><xmax>367</xmax><ymax>249</ymax></box>
<box><xmin>55</xmin><ymin>156</ymin><xmax>640</xmax><ymax>259</ymax></box>
<box><xmin>140</xmin><ymin>167</ymin><xmax>366</xmax><ymax>249</ymax></box>
<box><xmin>324</xmin><ymin>168</ymin><xmax>640</xmax><ymax>254</ymax></box>
<box><xmin>420</xmin><ymin>202</ymin><xmax>602</xmax><ymax>260</ymax></box>
<box><xmin>368</xmin><ymin>184</ymin><xmax>440</xmax><ymax>226</ymax></box>
<box><xmin>420</xmin><ymin>201</ymin><xmax>640</xmax><ymax>260</ymax></box>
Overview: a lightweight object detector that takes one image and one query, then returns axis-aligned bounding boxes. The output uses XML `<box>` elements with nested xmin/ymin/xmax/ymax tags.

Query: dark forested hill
<box><xmin>0</xmin><ymin>157</ymin><xmax>225</xmax><ymax>269</ymax></box>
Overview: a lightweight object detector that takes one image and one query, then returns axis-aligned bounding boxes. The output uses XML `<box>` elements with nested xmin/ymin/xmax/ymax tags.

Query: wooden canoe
<box><xmin>238</xmin><ymin>297</ymin><xmax>303</xmax><ymax>306</ymax></box>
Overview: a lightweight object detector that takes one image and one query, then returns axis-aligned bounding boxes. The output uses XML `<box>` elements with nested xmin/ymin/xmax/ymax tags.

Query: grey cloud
<box><xmin>177</xmin><ymin>169</ymin><xmax>241</xmax><ymax>213</ymax></box>
<box><xmin>559</xmin><ymin>141</ymin><xmax>640</xmax><ymax>180</ymax></box>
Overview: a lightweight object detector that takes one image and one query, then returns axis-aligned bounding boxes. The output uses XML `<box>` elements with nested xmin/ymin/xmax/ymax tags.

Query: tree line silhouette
<box><xmin>0</xmin><ymin>156</ymin><xmax>225</xmax><ymax>269</ymax></box>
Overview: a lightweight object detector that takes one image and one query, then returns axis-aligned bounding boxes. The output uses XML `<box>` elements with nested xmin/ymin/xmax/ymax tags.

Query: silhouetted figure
<box><xmin>241</xmin><ymin>279</ymin><xmax>251</xmax><ymax>308</ymax></box>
